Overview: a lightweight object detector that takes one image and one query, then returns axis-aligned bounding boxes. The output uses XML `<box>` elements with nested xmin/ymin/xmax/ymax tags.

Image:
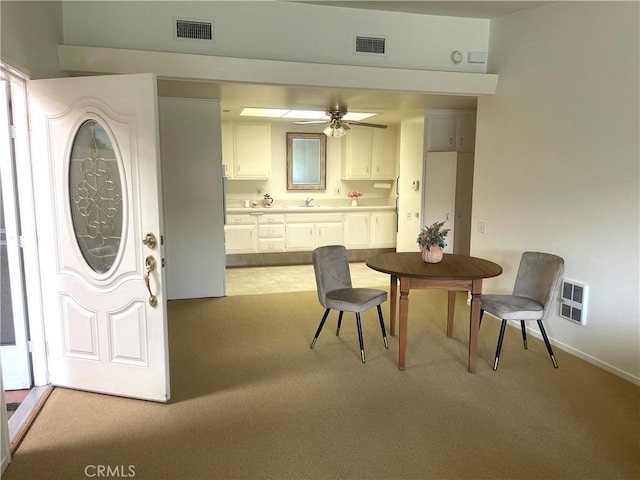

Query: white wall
<box><xmin>225</xmin><ymin>121</ymin><xmax>397</xmax><ymax>207</ymax></box>
<box><xmin>472</xmin><ymin>2</ymin><xmax>640</xmax><ymax>382</ymax></box>
<box><xmin>61</xmin><ymin>1</ymin><xmax>489</xmax><ymax>73</ymax></box>
<box><xmin>0</xmin><ymin>1</ymin><xmax>64</xmax><ymax>78</ymax></box>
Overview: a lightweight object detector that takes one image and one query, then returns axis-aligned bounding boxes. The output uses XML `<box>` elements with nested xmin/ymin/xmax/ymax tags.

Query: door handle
<box><xmin>143</xmin><ymin>232</ymin><xmax>157</xmax><ymax>249</ymax></box>
<box><xmin>144</xmin><ymin>256</ymin><xmax>158</xmax><ymax>307</ymax></box>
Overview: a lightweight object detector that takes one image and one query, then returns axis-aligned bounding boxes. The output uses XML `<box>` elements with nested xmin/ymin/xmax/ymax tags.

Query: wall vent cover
<box><xmin>560</xmin><ymin>278</ymin><xmax>589</xmax><ymax>325</ymax></box>
<box><xmin>354</xmin><ymin>35</ymin><xmax>386</xmax><ymax>55</ymax></box>
<box><xmin>175</xmin><ymin>18</ymin><xmax>213</xmax><ymax>41</ymax></box>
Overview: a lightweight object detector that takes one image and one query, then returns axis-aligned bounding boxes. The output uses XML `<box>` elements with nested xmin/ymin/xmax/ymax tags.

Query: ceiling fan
<box><xmin>294</xmin><ymin>107</ymin><xmax>387</xmax><ymax>138</ymax></box>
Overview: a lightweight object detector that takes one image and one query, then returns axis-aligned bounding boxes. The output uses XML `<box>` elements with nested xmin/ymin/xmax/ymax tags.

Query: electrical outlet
<box><xmin>257</xmin><ymin>188</ymin><xmax>263</xmax><ymax>195</ymax></box>
<box><xmin>334</xmin><ymin>187</ymin><xmax>341</xmax><ymax>196</ymax></box>
<box><xmin>478</xmin><ymin>220</ymin><xmax>487</xmax><ymax>234</ymax></box>
<box><xmin>406</xmin><ymin>211</ymin><xmax>412</xmax><ymax>221</ymax></box>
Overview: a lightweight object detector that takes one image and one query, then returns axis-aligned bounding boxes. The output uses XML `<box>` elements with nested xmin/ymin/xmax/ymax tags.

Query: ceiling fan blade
<box><xmin>344</xmin><ymin>120</ymin><xmax>388</xmax><ymax>129</ymax></box>
<box><xmin>293</xmin><ymin>120</ymin><xmax>328</xmax><ymax>125</ymax></box>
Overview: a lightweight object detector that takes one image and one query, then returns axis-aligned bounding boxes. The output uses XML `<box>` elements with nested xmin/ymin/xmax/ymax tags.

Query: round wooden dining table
<box><xmin>366</xmin><ymin>252</ymin><xmax>503</xmax><ymax>372</ymax></box>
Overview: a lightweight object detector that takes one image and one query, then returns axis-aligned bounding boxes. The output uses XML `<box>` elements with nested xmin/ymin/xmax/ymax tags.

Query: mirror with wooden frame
<box><xmin>286</xmin><ymin>132</ymin><xmax>326</xmax><ymax>191</ymax></box>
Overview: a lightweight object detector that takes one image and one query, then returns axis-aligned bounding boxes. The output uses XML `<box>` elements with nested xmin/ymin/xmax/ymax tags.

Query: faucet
<box><xmin>305</xmin><ymin>197</ymin><xmax>314</xmax><ymax>206</ymax></box>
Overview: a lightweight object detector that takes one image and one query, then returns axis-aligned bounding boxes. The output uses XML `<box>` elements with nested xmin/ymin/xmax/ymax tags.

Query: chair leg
<box><xmin>336</xmin><ymin>311</ymin><xmax>344</xmax><ymax>336</ymax></box>
<box><xmin>537</xmin><ymin>320</ymin><xmax>558</xmax><ymax>368</ymax></box>
<box><xmin>377</xmin><ymin>305</ymin><xmax>389</xmax><ymax>349</ymax></box>
<box><xmin>310</xmin><ymin>308</ymin><xmax>331</xmax><ymax>349</ymax></box>
<box><xmin>355</xmin><ymin>312</ymin><xmax>365</xmax><ymax>363</ymax></box>
<box><xmin>493</xmin><ymin>319</ymin><xmax>508</xmax><ymax>370</ymax></box>
<box><xmin>520</xmin><ymin>321</ymin><xmax>528</xmax><ymax>349</ymax></box>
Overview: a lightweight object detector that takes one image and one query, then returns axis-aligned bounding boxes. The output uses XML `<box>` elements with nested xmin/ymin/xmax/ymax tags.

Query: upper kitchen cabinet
<box><xmin>425</xmin><ymin>110</ymin><xmax>476</xmax><ymax>153</ymax></box>
<box><xmin>222</xmin><ymin>122</ymin><xmax>271</xmax><ymax>179</ymax></box>
<box><xmin>341</xmin><ymin>127</ymin><xmax>397</xmax><ymax>180</ymax></box>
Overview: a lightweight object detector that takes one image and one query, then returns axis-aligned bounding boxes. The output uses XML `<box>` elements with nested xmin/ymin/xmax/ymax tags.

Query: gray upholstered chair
<box><xmin>310</xmin><ymin>245</ymin><xmax>388</xmax><ymax>363</ymax></box>
<box><xmin>481</xmin><ymin>252</ymin><xmax>564</xmax><ymax>370</ymax></box>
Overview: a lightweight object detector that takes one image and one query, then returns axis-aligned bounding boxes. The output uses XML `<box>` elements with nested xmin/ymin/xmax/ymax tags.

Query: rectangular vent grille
<box><xmin>355</xmin><ymin>35</ymin><xmax>386</xmax><ymax>55</ymax></box>
<box><xmin>175</xmin><ymin>19</ymin><xmax>213</xmax><ymax>41</ymax></box>
<box><xmin>560</xmin><ymin>279</ymin><xmax>589</xmax><ymax>325</ymax></box>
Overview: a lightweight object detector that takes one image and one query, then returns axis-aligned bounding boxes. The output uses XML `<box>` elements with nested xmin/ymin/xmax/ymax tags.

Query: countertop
<box><xmin>226</xmin><ymin>205</ymin><xmax>395</xmax><ymax>214</ymax></box>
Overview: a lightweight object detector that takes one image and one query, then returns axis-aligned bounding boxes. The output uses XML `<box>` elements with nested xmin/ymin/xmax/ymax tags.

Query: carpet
<box><xmin>3</xmin><ymin>289</ymin><xmax>639</xmax><ymax>480</ymax></box>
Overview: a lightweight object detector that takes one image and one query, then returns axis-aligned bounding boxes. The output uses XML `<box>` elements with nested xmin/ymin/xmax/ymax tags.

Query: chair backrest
<box><xmin>312</xmin><ymin>245</ymin><xmax>353</xmax><ymax>308</ymax></box>
<box><xmin>513</xmin><ymin>252</ymin><xmax>565</xmax><ymax>319</ymax></box>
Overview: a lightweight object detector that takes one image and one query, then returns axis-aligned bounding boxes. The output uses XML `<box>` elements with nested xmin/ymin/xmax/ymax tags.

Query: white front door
<box><xmin>29</xmin><ymin>74</ymin><xmax>170</xmax><ymax>402</ymax></box>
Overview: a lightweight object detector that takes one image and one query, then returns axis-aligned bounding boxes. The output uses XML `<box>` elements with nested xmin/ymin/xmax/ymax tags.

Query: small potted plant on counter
<box><xmin>417</xmin><ymin>221</ymin><xmax>450</xmax><ymax>263</ymax></box>
<box><xmin>347</xmin><ymin>191</ymin><xmax>363</xmax><ymax>207</ymax></box>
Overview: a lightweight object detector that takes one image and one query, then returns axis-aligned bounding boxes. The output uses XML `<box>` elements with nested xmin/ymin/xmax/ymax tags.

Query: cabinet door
<box><xmin>316</xmin><ymin>222</ymin><xmax>344</xmax><ymax>248</ymax></box>
<box><xmin>426</xmin><ymin>115</ymin><xmax>457</xmax><ymax>151</ymax></box>
<box><xmin>221</xmin><ymin>122</ymin><xmax>234</xmax><ymax>178</ymax></box>
<box><xmin>371</xmin><ymin>127</ymin><xmax>397</xmax><ymax>179</ymax></box>
<box><xmin>456</xmin><ymin>112</ymin><xmax>476</xmax><ymax>153</ymax></box>
<box><xmin>234</xmin><ymin>123</ymin><xmax>271</xmax><ymax>179</ymax></box>
<box><xmin>286</xmin><ymin>223</ymin><xmax>315</xmax><ymax>251</ymax></box>
<box><xmin>225</xmin><ymin>225</ymin><xmax>258</xmax><ymax>253</ymax></box>
<box><xmin>341</xmin><ymin>128</ymin><xmax>372</xmax><ymax>179</ymax></box>
<box><xmin>370</xmin><ymin>212</ymin><xmax>397</xmax><ymax>248</ymax></box>
<box><xmin>344</xmin><ymin>213</ymin><xmax>370</xmax><ymax>249</ymax></box>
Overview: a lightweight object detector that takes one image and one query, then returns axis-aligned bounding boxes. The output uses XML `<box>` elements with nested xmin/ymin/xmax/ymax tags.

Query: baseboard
<box><xmin>504</xmin><ymin>320</ymin><xmax>640</xmax><ymax>386</ymax></box>
<box><xmin>226</xmin><ymin>248</ymin><xmax>395</xmax><ymax>268</ymax></box>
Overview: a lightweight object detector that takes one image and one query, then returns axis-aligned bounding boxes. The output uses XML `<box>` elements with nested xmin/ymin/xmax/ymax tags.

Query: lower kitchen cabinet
<box><xmin>344</xmin><ymin>213</ymin><xmax>370</xmax><ymax>249</ymax></box>
<box><xmin>225</xmin><ymin>225</ymin><xmax>258</xmax><ymax>253</ymax></box>
<box><xmin>370</xmin><ymin>212</ymin><xmax>397</xmax><ymax>248</ymax></box>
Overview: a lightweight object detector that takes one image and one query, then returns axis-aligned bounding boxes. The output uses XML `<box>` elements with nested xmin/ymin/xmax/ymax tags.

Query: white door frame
<box><xmin>0</xmin><ymin>67</ymin><xmax>48</xmax><ymax>389</ymax></box>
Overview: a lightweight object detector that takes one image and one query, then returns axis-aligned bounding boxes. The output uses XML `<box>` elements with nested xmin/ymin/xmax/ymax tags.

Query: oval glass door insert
<box><xmin>69</xmin><ymin>119</ymin><xmax>123</xmax><ymax>273</ymax></box>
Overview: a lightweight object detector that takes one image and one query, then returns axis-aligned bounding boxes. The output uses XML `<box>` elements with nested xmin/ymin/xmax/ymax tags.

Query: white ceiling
<box><xmin>293</xmin><ymin>1</ymin><xmax>551</xmax><ymax>19</ymax></box>
<box><xmin>169</xmin><ymin>2</ymin><xmax>551</xmax><ymax>125</ymax></box>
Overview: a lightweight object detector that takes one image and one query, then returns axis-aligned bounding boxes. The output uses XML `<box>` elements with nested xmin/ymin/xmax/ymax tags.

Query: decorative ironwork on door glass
<box><xmin>69</xmin><ymin>119</ymin><xmax>123</xmax><ymax>273</ymax></box>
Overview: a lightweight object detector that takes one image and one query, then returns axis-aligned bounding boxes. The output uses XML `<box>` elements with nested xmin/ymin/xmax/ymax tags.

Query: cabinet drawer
<box><xmin>258</xmin><ymin>238</ymin><xmax>285</xmax><ymax>252</ymax></box>
<box><xmin>259</xmin><ymin>214</ymin><xmax>284</xmax><ymax>224</ymax></box>
<box><xmin>259</xmin><ymin>224</ymin><xmax>285</xmax><ymax>238</ymax></box>
<box><xmin>226</xmin><ymin>214</ymin><xmax>257</xmax><ymax>225</ymax></box>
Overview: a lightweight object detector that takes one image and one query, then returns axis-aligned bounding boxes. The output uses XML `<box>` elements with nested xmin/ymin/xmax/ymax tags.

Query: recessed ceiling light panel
<box><xmin>239</xmin><ymin>107</ymin><xmax>289</xmax><ymax>118</ymax></box>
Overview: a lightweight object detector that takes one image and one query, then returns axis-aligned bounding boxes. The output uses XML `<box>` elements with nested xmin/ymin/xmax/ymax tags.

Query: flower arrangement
<box><xmin>417</xmin><ymin>221</ymin><xmax>450</xmax><ymax>251</ymax></box>
<box><xmin>347</xmin><ymin>191</ymin><xmax>363</xmax><ymax>199</ymax></box>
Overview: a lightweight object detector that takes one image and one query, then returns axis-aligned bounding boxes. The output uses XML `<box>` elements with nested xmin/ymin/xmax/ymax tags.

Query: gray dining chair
<box><xmin>310</xmin><ymin>245</ymin><xmax>388</xmax><ymax>363</ymax></box>
<box><xmin>480</xmin><ymin>251</ymin><xmax>564</xmax><ymax>370</ymax></box>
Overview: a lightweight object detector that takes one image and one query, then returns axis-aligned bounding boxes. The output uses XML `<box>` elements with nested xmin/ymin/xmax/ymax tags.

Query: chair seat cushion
<box><xmin>480</xmin><ymin>294</ymin><xmax>543</xmax><ymax>321</ymax></box>
<box><xmin>326</xmin><ymin>288</ymin><xmax>387</xmax><ymax>313</ymax></box>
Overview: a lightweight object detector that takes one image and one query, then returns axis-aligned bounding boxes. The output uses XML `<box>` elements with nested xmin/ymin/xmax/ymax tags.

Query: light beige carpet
<box><xmin>4</xmin><ymin>289</ymin><xmax>639</xmax><ymax>480</ymax></box>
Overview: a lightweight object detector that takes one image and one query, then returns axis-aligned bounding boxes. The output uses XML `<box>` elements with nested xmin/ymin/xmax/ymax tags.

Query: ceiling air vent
<box><xmin>174</xmin><ymin>18</ymin><xmax>213</xmax><ymax>41</ymax></box>
<box><xmin>354</xmin><ymin>35</ymin><xmax>386</xmax><ymax>55</ymax></box>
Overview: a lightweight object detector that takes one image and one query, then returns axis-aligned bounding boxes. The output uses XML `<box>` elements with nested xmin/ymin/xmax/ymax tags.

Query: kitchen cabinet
<box><xmin>370</xmin><ymin>212</ymin><xmax>397</xmax><ymax>248</ymax></box>
<box><xmin>285</xmin><ymin>223</ymin><xmax>315</xmax><ymax>251</ymax></box>
<box><xmin>315</xmin><ymin>222</ymin><xmax>344</xmax><ymax>248</ymax></box>
<box><xmin>344</xmin><ymin>212</ymin><xmax>370</xmax><ymax>249</ymax></box>
<box><xmin>222</xmin><ymin>122</ymin><xmax>271</xmax><ymax>179</ymax></box>
<box><xmin>257</xmin><ymin>214</ymin><xmax>285</xmax><ymax>252</ymax></box>
<box><xmin>341</xmin><ymin>127</ymin><xmax>397</xmax><ymax>180</ymax></box>
<box><xmin>285</xmin><ymin>213</ymin><xmax>344</xmax><ymax>251</ymax></box>
<box><xmin>225</xmin><ymin>214</ymin><xmax>258</xmax><ymax>253</ymax></box>
<box><xmin>425</xmin><ymin>110</ymin><xmax>476</xmax><ymax>153</ymax></box>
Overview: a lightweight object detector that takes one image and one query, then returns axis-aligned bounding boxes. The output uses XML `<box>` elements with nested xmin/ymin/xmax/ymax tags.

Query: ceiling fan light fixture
<box><xmin>323</xmin><ymin>121</ymin><xmax>349</xmax><ymax>138</ymax></box>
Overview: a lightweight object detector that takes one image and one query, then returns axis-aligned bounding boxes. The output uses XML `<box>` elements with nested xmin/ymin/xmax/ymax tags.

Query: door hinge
<box><xmin>18</xmin><ymin>235</ymin><xmax>25</xmax><ymax>248</ymax></box>
<box><xmin>8</xmin><ymin>125</ymin><xmax>16</xmax><ymax>139</ymax></box>
<box><xmin>161</xmin><ymin>235</ymin><xmax>164</xmax><ymax>246</ymax></box>
<box><xmin>162</xmin><ymin>258</ymin><xmax>166</xmax><ymax>268</ymax></box>
<box><xmin>27</xmin><ymin>340</ymin><xmax>34</xmax><ymax>352</ymax></box>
